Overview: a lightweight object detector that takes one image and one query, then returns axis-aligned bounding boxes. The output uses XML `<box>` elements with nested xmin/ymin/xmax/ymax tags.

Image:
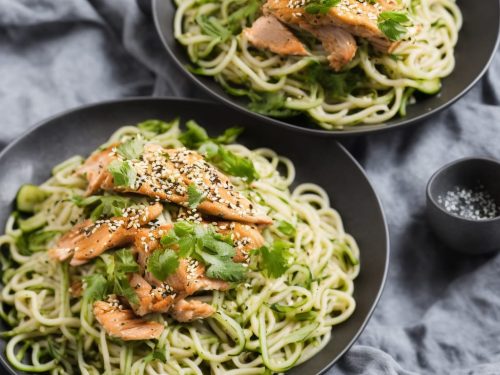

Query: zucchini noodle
<box><xmin>173</xmin><ymin>0</ymin><xmax>462</xmax><ymax>129</ymax></box>
<box><xmin>0</xmin><ymin>121</ymin><xmax>360</xmax><ymax>374</ymax></box>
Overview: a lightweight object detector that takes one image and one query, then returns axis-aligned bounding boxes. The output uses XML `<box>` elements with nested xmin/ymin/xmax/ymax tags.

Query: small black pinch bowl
<box><xmin>426</xmin><ymin>157</ymin><xmax>500</xmax><ymax>255</ymax></box>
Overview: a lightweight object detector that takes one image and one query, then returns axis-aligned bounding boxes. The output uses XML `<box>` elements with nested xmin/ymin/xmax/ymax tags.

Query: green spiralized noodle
<box><xmin>0</xmin><ymin>122</ymin><xmax>360</xmax><ymax>374</ymax></box>
<box><xmin>174</xmin><ymin>0</ymin><xmax>462</xmax><ymax>129</ymax></box>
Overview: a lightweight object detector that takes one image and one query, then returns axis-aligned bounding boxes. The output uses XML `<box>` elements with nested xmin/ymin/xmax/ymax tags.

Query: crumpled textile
<box><xmin>1</xmin><ymin>1</ymin><xmax>499</xmax><ymax>374</ymax></box>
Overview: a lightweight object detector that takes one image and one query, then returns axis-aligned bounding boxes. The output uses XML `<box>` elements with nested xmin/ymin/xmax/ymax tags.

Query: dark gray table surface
<box><xmin>1</xmin><ymin>1</ymin><xmax>500</xmax><ymax>374</ymax></box>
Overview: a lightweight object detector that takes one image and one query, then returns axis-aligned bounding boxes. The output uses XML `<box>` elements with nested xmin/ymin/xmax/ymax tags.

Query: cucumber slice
<box><xmin>16</xmin><ymin>185</ymin><xmax>48</xmax><ymax>213</ymax></box>
<box><xmin>19</xmin><ymin>212</ymin><xmax>47</xmax><ymax>233</ymax></box>
<box><xmin>414</xmin><ymin>78</ymin><xmax>441</xmax><ymax>95</ymax></box>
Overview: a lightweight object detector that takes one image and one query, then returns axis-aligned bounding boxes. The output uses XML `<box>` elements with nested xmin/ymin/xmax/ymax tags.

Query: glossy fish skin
<box><xmin>244</xmin><ymin>15</ymin><xmax>310</xmax><ymax>56</ymax></box>
<box><xmin>48</xmin><ymin>203</ymin><xmax>163</xmax><ymax>266</ymax></box>
<box><xmin>93</xmin><ymin>300</ymin><xmax>164</xmax><ymax>341</ymax></box>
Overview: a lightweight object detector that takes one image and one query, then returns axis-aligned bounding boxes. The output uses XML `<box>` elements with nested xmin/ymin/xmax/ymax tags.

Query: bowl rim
<box><xmin>153</xmin><ymin>0</ymin><xmax>500</xmax><ymax>137</ymax></box>
<box><xmin>0</xmin><ymin>96</ymin><xmax>390</xmax><ymax>375</ymax></box>
<box><xmin>426</xmin><ymin>156</ymin><xmax>500</xmax><ymax>223</ymax></box>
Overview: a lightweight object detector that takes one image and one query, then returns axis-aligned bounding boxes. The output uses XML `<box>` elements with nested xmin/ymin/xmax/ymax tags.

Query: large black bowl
<box><xmin>0</xmin><ymin>98</ymin><xmax>388</xmax><ymax>374</ymax></box>
<box><xmin>153</xmin><ymin>0</ymin><xmax>500</xmax><ymax>136</ymax></box>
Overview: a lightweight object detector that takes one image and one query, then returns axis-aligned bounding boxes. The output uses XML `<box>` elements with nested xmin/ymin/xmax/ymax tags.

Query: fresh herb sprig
<box><xmin>153</xmin><ymin>222</ymin><xmax>247</xmax><ymax>282</ymax></box>
<box><xmin>305</xmin><ymin>0</ymin><xmax>340</xmax><ymax>15</ymax></box>
<box><xmin>378</xmin><ymin>11</ymin><xmax>411</xmax><ymax>41</ymax></box>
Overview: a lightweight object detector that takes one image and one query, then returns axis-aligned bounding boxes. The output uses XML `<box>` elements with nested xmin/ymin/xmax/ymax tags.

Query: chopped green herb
<box><xmin>179</xmin><ymin>120</ymin><xmax>209</xmax><ymax>149</ymax></box>
<box><xmin>83</xmin><ymin>274</ymin><xmax>110</xmax><ymax>303</ymax></box>
<box><xmin>227</xmin><ymin>0</ymin><xmax>260</xmax><ymax>32</ymax></box>
<box><xmin>73</xmin><ymin>195</ymin><xmax>131</xmax><ymax>221</ymax></box>
<box><xmin>248</xmin><ymin>92</ymin><xmax>300</xmax><ymax>118</ymax></box>
<box><xmin>108</xmin><ymin>160</ymin><xmax>136</xmax><ymax>187</ymax></box>
<box><xmin>209</xmin><ymin>147</ymin><xmax>259</xmax><ymax>182</ymax></box>
<box><xmin>305</xmin><ymin>0</ymin><xmax>340</xmax><ymax>14</ymax></box>
<box><xmin>116</xmin><ymin>138</ymin><xmax>144</xmax><ymax>160</ymax></box>
<box><xmin>147</xmin><ymin>249</ymin><xmax>180</xmax><ymax>280</ymax></box>
<box><xmin>378</xmin><ymin>11</ymin><xmax>411</xmax><ymax>41</ymax></box>
<box><xmin>187</xmin><ymin>183</ymin><xmax>205</xmax><ymax>209</ymax></box>
<box><xmin>137</xmin><ymin>119</ymin><xmax>177</xmax><ymax>134</ymax></box>
<box><xmin>201</xmin><ymin>251</ymin><xmax>247</xmax><ymax>282</ymax></box>
<box><xmin>257</xmin><ymin>240</ymin><xmax>292</xmax><ymax>278</ymax></box>
<box><xmin>159</xmin><ymin>222</ymin><xmax>246</xmax><ymax>282</ymax></box>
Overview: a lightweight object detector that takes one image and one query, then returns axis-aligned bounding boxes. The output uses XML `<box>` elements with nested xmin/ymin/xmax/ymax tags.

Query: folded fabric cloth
<box><xmin>0</xmin><ymin>1</ymin><xmax>499</xmax><ymax>374</ymax></box>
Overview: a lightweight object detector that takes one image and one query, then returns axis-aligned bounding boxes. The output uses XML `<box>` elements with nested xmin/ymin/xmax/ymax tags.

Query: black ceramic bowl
<box><xmin>426</xmin><ymin>157</ymin><xmax>500</xmax><ymax>254</ymax></box>
<box><xmin>153</xmin><ymin>0</ymin><xmax>500</xmax><ymax>137</ymax></box>
<box><xmin>0</xmin><ymin>98</ymin><xmax>389</xmax><ymax>374</ymax></box>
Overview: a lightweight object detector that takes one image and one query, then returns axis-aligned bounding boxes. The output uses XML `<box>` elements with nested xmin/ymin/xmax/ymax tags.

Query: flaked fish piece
<box><xmin>169</xmin><ymin>299</ymin><xmax>215</xmax><ymax>322</ymax></box>
<box><xmin>48</xmin><ymin>203</ymin><xmax>163</xmax><ymax>266</ymax></box>
<box><xmin>165</xmin><ymin>258</ymin><xmax>230</xmax><ymax>297</ymax></box>
<box><xmin>77</xmin><ymin>144</ymin><xmax>118</xmax><ymax>196</ymax></box>
<box><xmin>303</xmin><ymin>25</ymin><xmax>357</xmax><ymax>71</ymax></box>
<box><xmin>244</xmin><ymin>15</ymin><xmax>309</xmax><ymax>56</ymax></box>
<box><xmin>264</xmin><ymin>0</ymin><xmax>402</xmax><ymax>52</ymax></box>
<box><xmin>213</xmin><ymin>221</ymin><xmax>265</xmax><ymax>263</ymax></box>
<box><xmin>129</xmin><ymin>273</ymin><xmax>176</xmax><ymax>316</ymax></box>
<box><xmin>78</xmin><ymin>143</ymin><xmax>271</xmax><ymax>225</ymax></box>
<box><xmin>93</xmin><ymin>300</ymin><xmax>164</xmax><ymax>340</ymax></box>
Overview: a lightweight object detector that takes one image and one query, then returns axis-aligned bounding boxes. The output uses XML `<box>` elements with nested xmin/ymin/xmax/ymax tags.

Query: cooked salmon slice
<box><xmin>77</xmin><ymin>144</ymin><xmax>118</xmax><ymax>196</ymax></box>
<box><xmin>165</xmin><ymin>258</ymin><xmax>230</xmax><ymax>297</ymax></box>
<box><xmin>93</xmin><ymin>300</ymin><xmax>164</xmax><ymax>340</ymax></box>
<box><xmin>303</xmin><ymin>25</ymin><xmax>357</xmax><ymax>71</ymax></box>
<box><xmin>169</xmin><ymin>299</ymin><xmax>215</xmax><ymax>322</ymax></box>
<box><xmin>129</xmin><ymin>273</ymin><xmax>176</xmax><ymax>316</ymax></box>
<box><xmin>78</xmin><ymin>143</ymin><xmax>271</xmax><ymax>225</ymax></box>
<box><xmin>48</xmin><ymin>203</ymin><xmax>163</xmax><ymax>266</ymax></box>
<box><xmin>214</xmin><ymin>221</ymin><xmax>265</xmax><ymax>262</ymax></box>
<box><xmin>264</xmin><ymin>0</ymin><xmax>402</xmax><ymax>53</ymax></box>
<box><xmin>244</xmin><ymin>15</ymin><xmax>309</xmax><ymax>56</ymax></box>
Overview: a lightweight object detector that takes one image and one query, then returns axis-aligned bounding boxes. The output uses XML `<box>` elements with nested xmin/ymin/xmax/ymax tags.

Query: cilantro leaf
<box><xmin>174</xmin><ymin>221</ymin><xmax>195</xmax><ymax>237</ymax></box>
<box><xmin>160</xmin><ymin>232</ymin><xmax>179</xmax><ymax>247</ymax></box>
<box><xmin>137</xmin><ymin>119</ymin><xmax>177</xmax><ymax>134</ymax></box>
<box><xmin>147</xmin><ymin>249</ymin><xmax>180</xmax><ymax>280</ymax></box>
<box><xmin>187</xmin><ymin>183</ymin><xmax>205</xmax><ymax>209</ymax></box>
<box><xmin>178</xmin><ymin>235</ymin><xmax>196</xmax><ymax>258</ymax></box>
<box><xmin>199</xmin><ymin>251</ymin><xmax>247</xmax><ymax>282</ymax></box>
<box><xmin>207</xmin><ymin>146</ymin><xmax>259</xmax><ymax>182</ymax></box>
<box><xmin>179</xmin><ymin>120</ymin><xmax>209</xmax><ymax>149</ymax></box>
<box><xmin>108</xmin><ymin>160</ymin><xmax>136</xmax><ymax>187</ymax></box>
<box><xmin>378</xmin><ymin>11</ymin><xmax>411</xmax><ymax>41</ymax></box>
<box><xmin>258</xmin><ymin>240</ymin><xmax>292</xmax><ymax>278</ymax></box>
<box><xmin>83</xmin><ymin>274</ymin><xmax>110</xmax><ymax>303</ymax></box>
<box><xmin>305</xmin><ymin>0</ymin><xmax>340</xmax><ymax>14</ymax></box>
<box><xmin>114</xmin><ymin>272</ymin><xmax>139</xmax><ymax>304</ymax></box>
<box><xmin>115</xmin><ymin>249</ymin><xmax>140</xmax><ymax>274</ymax></box>
<box><xmin>117</xmin><ymin>138</ymin><xmax>144</xmax><ymax>160</ymax></box>
<box><xmin>73</xmin><ymin>195</ymin><xmax>131</xmax><ymax>221</ymax></box>
<box><xmin>248</xmin><ymin>92</ymin><xmax>300</xmax><ymax>118</ymax></box>
<box><xmin>111</xmin><ymin>249</ymin><xmax>140</xmax><ymax>304</ymax></box>
<box><xmin>200</xmin><ymin>232</ymin><xmax>235</xmax><ymax>257</ymax></box>
<box><xmin>306</xmin><ymin>63</ymin><xmax>362</xmax><ymax>99</ymax></box>
<box><xmin>214</xmin><ymin>127</ymin><xmax>244</xmax><ymax>145</ymax></box>
<box><xmin>277</xmin><ymin>221</ymin><xmax>296</xmax><ymax>236</ymax></box>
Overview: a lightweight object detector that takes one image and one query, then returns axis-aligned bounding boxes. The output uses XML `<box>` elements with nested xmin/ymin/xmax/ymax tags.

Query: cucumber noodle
<box><xmin>173</xmin><ymin>0</ymin><xmax>462</xmax><ymax>129</ymax></box>
<box><xmin>0</xmin><ymin>121</ymin><xmax>360</xmax><ymax>374</ymax></box>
